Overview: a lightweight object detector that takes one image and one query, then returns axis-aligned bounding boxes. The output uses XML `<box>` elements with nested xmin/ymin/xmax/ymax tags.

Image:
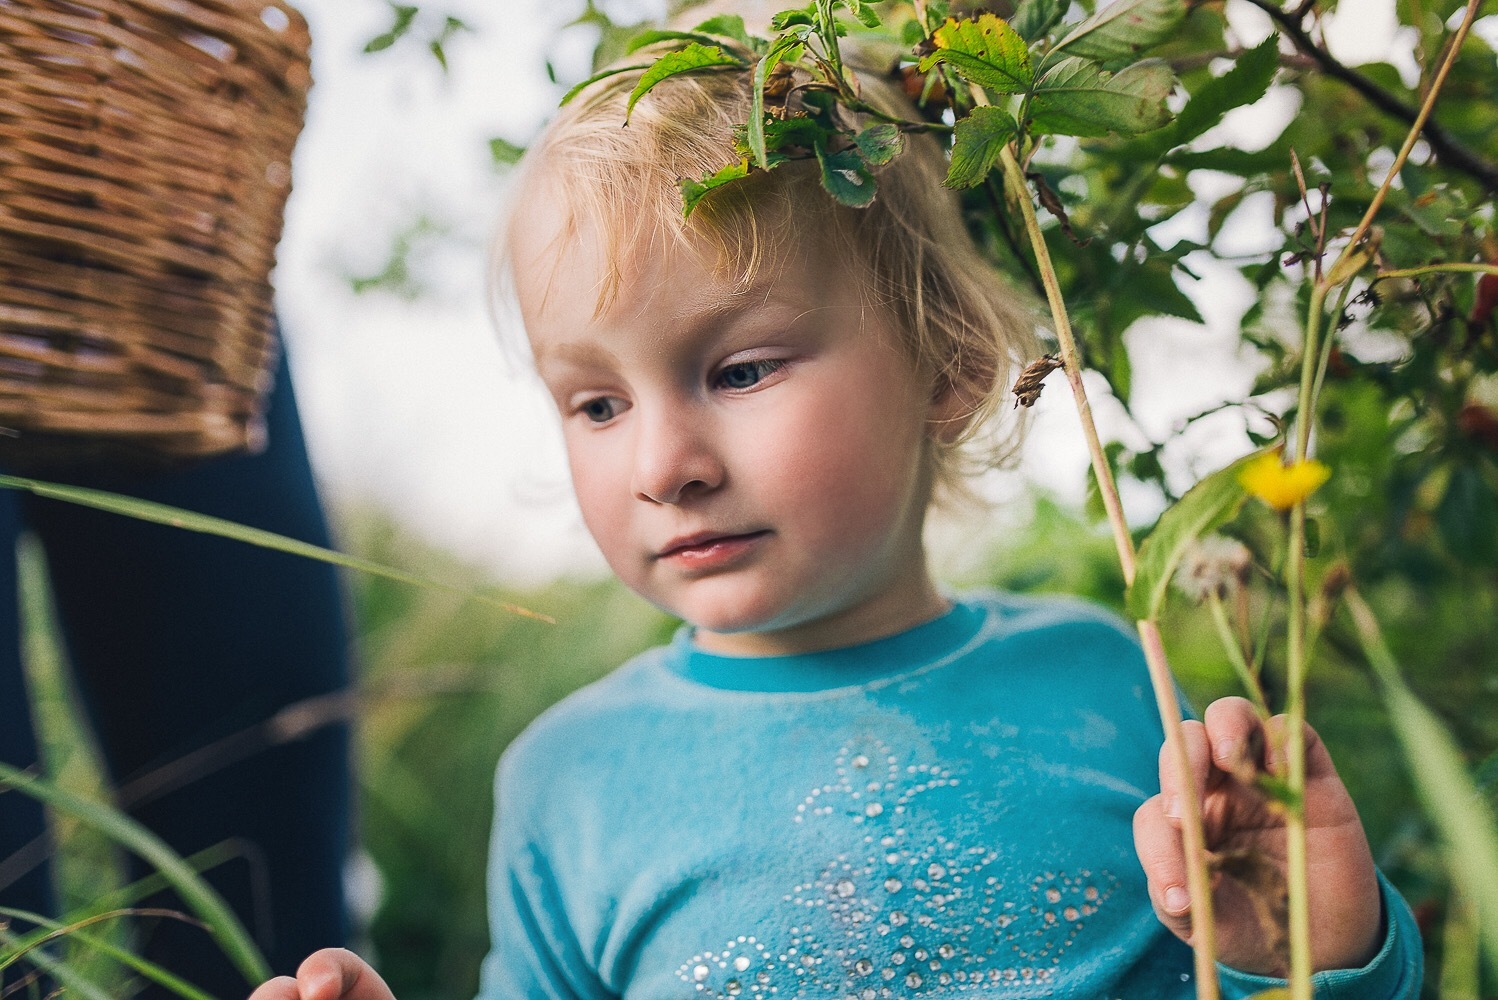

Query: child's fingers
<box><xmin>247</xmin><ymin>976</ymin><xmax>301</xmax><ymax>1000</ymax></box>
<box><xmin>1201</xmin><ymin>697</ymin><xmax>1267</xmax><ymax>785</ymax></box>
<box><xmin>1259</xmin><ymin>712</ymin><xmax>1335</xmax><ymax>780</ymax></box>
<box><xmin>291</xmin><ymin>949</ymin><xmax>394</xmax><ymax>1000</ymax></box>
<box><xmin>1133</xmin><ymin>795</ymin><xmax>1193</xmax><ymax>942</ymax></box>
<box><xmin>1155</xmin><ymin>718</ymin><xmax>1211</xmax><ymax>828</ymax></box>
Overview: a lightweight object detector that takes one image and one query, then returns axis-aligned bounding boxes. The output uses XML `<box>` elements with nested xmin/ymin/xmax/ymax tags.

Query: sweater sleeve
<box><xmin>1215</xmin><ymin>871</ymin><xmax>1423</xmax><ymax>999</ymax></box>
<box><xmin>473</xmin><ymin>751</ymin><xmax>616</xmax><ymax>1000</ymax></box>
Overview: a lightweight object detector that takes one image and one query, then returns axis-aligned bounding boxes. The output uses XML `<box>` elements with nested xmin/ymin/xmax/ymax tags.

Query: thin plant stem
<box><xmin>1284</xmin><ymin>501</ymin><xmax>1312</xmax><ymax>1000</ymax></box>
<box><xmin>1376</xmin><ymin>262</ymin><xmax>1498</xmax><ymax>281</ymax></box>
<box><xmin>1277</xmin><ymin>9</ymin><xmax>1482</xmax><ymax>995</ymax></box>
<box><xmin>995</xmin><ymin>132</ymin><xmax>1220</xmax><ymax>999</ymax></box>
<box><xmin>996</xmin><ymin>146</ymin><xmax>1136</xmax><ymax>579</ymax></box>
<box><xmin>1325</xmin><ymin>0</ymin><xmax>1482</xmax><ymax>285</ymax></box>
<box><xmin>1206</xmin><ymin>593</ymin><xmax>1269</xmax><ymax>718</ymax></box>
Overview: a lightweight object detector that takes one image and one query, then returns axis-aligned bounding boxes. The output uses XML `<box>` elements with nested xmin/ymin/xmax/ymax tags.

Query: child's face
<box><xmin>511</xmin><ymin>203</ymin><xmax>954</xmax><ymax>655</ymax></box>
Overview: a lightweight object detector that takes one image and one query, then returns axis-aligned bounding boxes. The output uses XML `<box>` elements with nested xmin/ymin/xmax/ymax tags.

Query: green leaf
<box><xmin>489</xmin><ymin>136</ymin><xmax>525</xmax><ymax>166</ymax></box>
<box><xmin>364</xmin><ymin>32</ymin><xmax>397</xmax><ymax>53</ymax></box>
<box><xmin>624</xmin><ymin>28</ymin><xmax>732</xmax><ymax>53</ymax></box>
<box><xmin>1125</xmin><ymin>450</ymin><xmax>1260</xmax><ymax>620</ymax></box>
<box><xmin>627</xmin><ymin>43</ymin><xmax>745</xmax><ymax>118</ymax></box>
<box><xmin>1010</xmin><ymin>0</ymin><xmax>1068</xmax><ymax>42</ymax></box>
<box><xmin>854</xmin><ymin>123</ymin><xmax>904</xmax><ymax>166</ymax></box>
<box><xmin>1347</xmin><ymin>592</ymin><xmax>1498</xmax><ymax>982</ymax></box>
<box><xmin>693</xmin><ymin>14</ymin><xmax>753</xmax><ymax>47</ymax></box>
<box><xmin>560</xmin><ymin>62</ymin><xmax>650</xmax><ymax>105</ymax></box>
<box><xmin>0</xmin><ymin>763</ymin><xmax>271</xmax><ymax>986</ymax></box>
<box><xmin>0</xmin><ymin>474</ymin><xmax>549</xmax><ymax>622</ymax></box>
<box><xmin>1029</xmin><ymin>57</ymin><xmax>1174</xmax><ymax>137</ymax></box>
<box><xmin>1048</xmin><ymin>0</ymin><xmax>1188</xmax><ymax>69</ymax></box>
<box><xmin>1126</xmin><ymin>35</ymin><xmax>1279</xmax><ymax>158</ymax></box>
<box><xmin>917</xmin><ymin>14</ymin><xmax>1034</xmax><ymax>96</ymax></box>
<box><xmin>748</xmin><ymin>35</ymin><xmax>805</xmax><ymax>168</ymax></box>
<box><xmin>946</xmin><ymin>105</ymin><xmax>1018</xmax><ymax>189</ymax></box>
<box><xmin>844</xmin><ymin>0</ymin><xmax>882</xmax><ymax>28</ymax></box>
<box><xmin>680</xmin><ymin>158</ymin><xmax>752</xmax><ymax>217</ymax></box>
<box><xmin>815</xmin><ymin>144</ymin><xmax>877</xmax><ymax>207</ymax></box>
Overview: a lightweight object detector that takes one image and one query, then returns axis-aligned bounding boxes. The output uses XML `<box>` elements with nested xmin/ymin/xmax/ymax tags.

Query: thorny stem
<box><xmin>995</xmin><ymin>133</ymin><xmax>1221</xmax><ymax>999</ymax></box>
<box><xmin>1278</xmin><ymin>7</ymin><xmax>1482</xmax><ymax>996</ymax></box>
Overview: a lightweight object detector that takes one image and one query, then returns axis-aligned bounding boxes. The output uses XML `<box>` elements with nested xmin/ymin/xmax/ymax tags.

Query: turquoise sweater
<box><xmin>477</xmin><ymin>593</ymin><xmax>1421</xmax><ymax>999</ymax></box>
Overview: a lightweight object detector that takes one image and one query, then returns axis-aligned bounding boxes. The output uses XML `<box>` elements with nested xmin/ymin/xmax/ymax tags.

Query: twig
<box><xmin>1244</xmin><ymin>0</ymin><xmax>1498</xmax><ymax>192</ymax></box>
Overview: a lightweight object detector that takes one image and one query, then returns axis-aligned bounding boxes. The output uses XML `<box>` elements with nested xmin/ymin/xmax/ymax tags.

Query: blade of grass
<box><xmin>0</xmin><ymin>763</ymin><xmax>270</xmax><ymax>986</ymax></box>
<box><xmin>0</xmin><ymin>475</ymin><xmax>551</xmax><ymax>623</ymax></box>
<box><xmin>0</xmin><ymin>907</ymin><xmax>215</xmax><ymax>1000</ymax></box>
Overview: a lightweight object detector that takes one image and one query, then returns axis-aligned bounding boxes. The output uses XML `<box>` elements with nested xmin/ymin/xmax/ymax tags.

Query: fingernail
<box><xmin>1164</xmin><ymin>795</ymin><xmax>1180</xmax><ymax>820</ymax></box>
<box><xmin>1164</xmin><ymin>885</ymin><xmax>1190</xmax><ymax>915</ymax></box>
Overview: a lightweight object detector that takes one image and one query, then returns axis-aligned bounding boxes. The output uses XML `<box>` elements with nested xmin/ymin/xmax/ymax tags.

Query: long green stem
<box><xmin>1284</xmin><ymin>501</ymin><xmax>1312</xmax><ymax>1000</ymax></box>
<box><xmin>1376</xmin><ymin>262</ymin><xmax>1498</xmax><ymax>281</ymax></box>
<box><xmin>1277</xmin><ymin>10</ymin><xmax>1481</xmax><ymax>995</ymax></box>
<box><xmin>1206</xmin><ymin>593</ymin><xmax>1269</xmax><ymax>718</ymax></box>
<box><xmin>997</xmin><ymin>141</ymin><xmax>1221</xmax><ymax>999</ymax></box>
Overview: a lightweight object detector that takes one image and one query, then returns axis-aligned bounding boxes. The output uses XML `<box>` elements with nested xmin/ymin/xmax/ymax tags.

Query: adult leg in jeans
<box><xmin>24</xmin><ymin>344</ymin><xmax>353</xmax><ymax>999</ymax></box>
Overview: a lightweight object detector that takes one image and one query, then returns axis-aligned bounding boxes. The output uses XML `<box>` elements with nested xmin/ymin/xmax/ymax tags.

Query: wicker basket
<box><xmin>0</xmin><ymin>0</ymin><xmax>311</xmax><ymax>466</ymax></box>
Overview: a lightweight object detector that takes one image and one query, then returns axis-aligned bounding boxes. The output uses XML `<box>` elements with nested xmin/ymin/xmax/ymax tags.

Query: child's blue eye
<box><xmin>716</xmin><ymin>360</ymin><xmax>782</xmax><ymax>391</ymax></box>
<box><xmin>581</xmin><ymin>397</ymin><xmax>623</xmax><ymax>423</ymax></box>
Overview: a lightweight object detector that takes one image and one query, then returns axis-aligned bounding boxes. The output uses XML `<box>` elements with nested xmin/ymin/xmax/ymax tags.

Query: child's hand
<box><xmin>1133</xmin><ymin>696</ymin><xmax>1383</xmax><ymax>977</ymax></box>
<box><xmin>247</xmin><ymin>949</ymin><xmax>396</xmax><ymax>1000</ymax></box>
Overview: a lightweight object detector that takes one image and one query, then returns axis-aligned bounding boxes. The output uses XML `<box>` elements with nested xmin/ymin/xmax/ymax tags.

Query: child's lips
<box><xmin>656</xmin><ymin>530</ymin><xmax>771</xmax><ymax>568</ymax></box>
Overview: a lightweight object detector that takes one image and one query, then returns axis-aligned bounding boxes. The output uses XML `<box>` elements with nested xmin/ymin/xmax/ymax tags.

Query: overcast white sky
<box><xmin>272</xmin><ymin>0</ymin><xmax>1443</xmax><ymax>585</ymax></box>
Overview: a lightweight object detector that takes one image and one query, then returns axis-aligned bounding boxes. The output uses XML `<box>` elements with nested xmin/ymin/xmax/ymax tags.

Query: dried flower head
<box><xmin>1174</xmin><ymin>535</ymin><xmax>1254</xmax><ymax>603</ymax></box>
<box><xmin>1011</xmin><ymin>354</ymin><xmax>1062</xmax><ymax>408</ymax></box>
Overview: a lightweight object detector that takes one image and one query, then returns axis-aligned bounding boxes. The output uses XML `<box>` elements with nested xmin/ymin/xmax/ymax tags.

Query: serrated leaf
<box><xmin>680</xmin><ymin>158</ymin><xmax>753</xmax><ymax>217</ymax></box>
<box><xmin>693</xmin><ymin>14</ymin><xmax>752</xmax><ymax>47</ymax></box>
<box><xmin>627</xmin><ymin>43</ymin><xmax>745</xmax><ymax>118</ymax></box>
<box><xmin>560</xmin><ymin>62</ymin><xmax>650</xmax><ymax>105</ymax></box>
<box><xmin>1049</xmin><ymin>0</ymin><xmax>1187</xmax><ymax>69</ymax></box>
<box><xmin>748</xmin><ymin>35</ymin><xmax>805</xmax><ymax>168</ymax></box>
<box><xmin>1126</xmin><ymin>35</ymin><xmax>1279</xmax><ymax>159</ymax></box>
<box><xmin>844</xmin><ymin>0</ymin><xmax>882</xmax><ymax>28</ymax></box>
<box><xmin>1010</xmin><ymin>0</ymin><xmax>1068</xmax><ymax>42</ymax></box>
<box><xmin>815</xmin><ymin>144</ymin><xmax>877</xmax><ymax>207</ymax></box>
<box><xmin>625</xmin><ymin>29</ymin><xmax>733</xmax><ymax>53</ymax></box>
<box><xmin>1029</xmin><ymin>57</ymin><xmax>1174</xmax><ymax>137</ymax></box>
<box><xmin>917</xmin><ymin>14</ymin><xmax>1034</xmax><ymax>95</ymax></box>
<box><xmin>755</xmin><ymin>115</ymin><xmax>828</xmax><ymax>153</ymax></box>
<box><xmin>771</xmin><ymin>6</ymin><xmax>816</xmax><ymax>30</ymax></box>
<box><xmin>945</xmin><ymin>106</ymin><xmax>1018</xmax><ymax>188</ymax></box>
<box><xmin>1125</xmin><ymin>450</ymin><xmax>1261</xmax><ymax>620</ymax></box>
<box><xmin>854</xmin><ymin>123</ymin><xmax>904</xmax><ymax>165</ymax></box>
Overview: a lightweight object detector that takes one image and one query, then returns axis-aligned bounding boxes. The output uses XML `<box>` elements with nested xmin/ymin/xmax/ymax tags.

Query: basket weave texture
<box><xmin>0</xmin><ymin>0</ymin><xmax>311</xmax><ymax>464</ymax></box>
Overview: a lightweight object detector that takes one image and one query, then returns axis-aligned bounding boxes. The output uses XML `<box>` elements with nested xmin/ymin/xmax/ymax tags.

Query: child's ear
<box><xmin>927</xmin><ymin>370</ymin><xmax>985</xmax><ymax>445</ymax></box>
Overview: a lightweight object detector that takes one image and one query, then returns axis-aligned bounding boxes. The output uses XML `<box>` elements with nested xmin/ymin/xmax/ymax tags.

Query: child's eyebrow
<box><xmin>532</xmin><ymin>339</ymin><xmax>619</xmax><ymax>370</ymax></box>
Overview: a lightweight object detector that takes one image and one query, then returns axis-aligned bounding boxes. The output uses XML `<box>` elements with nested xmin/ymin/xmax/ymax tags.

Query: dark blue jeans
<box><xmin>0</xmin><ymin>350</ymin><xmax>351</xmax><ymax>998</ymax></box>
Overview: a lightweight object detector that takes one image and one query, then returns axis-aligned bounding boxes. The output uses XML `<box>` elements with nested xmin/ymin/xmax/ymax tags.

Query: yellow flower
<box><xmin>1238</xmin><ymin>452</ymin><xmax>1331</xmax><ymax>511</ymax></box>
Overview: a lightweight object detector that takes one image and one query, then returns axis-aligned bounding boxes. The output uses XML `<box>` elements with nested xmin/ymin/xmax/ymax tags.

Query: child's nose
<box><xmin>631</xmin><ymin>411</ymin><xmax>724</xmax><ymax>504</ymax></box>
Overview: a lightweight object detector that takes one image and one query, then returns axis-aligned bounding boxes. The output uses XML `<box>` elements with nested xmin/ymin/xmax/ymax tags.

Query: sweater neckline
<box><xmin>665</xmin><ymin>600</ymin><xmax>986</xmax><ymax>693</ymax></box>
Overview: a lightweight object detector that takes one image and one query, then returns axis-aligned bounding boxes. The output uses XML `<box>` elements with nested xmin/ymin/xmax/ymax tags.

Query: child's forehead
<box><xmin>506</xmin><ymin>167</ymin><xmax>843</xmax><ymax>324</ymax></box>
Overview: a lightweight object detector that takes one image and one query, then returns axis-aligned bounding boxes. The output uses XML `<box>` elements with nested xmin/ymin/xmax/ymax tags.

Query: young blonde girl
<box><xmin>253</xmin><ymin>11</ymin><xmax>1419</xmax><ymax>999</ymax></box>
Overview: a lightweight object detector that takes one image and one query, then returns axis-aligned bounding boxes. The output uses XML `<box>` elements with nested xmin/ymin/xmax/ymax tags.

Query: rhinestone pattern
<box><xmin>675</xmin><ymin>740</ymin><xmax>1117</xmax><ymax>997</ymax></box>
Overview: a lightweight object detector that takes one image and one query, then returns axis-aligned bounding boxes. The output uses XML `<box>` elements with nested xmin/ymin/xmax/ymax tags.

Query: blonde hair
<box><xmin>496</xmin><ymin>50</ymin><xmax>1041</xmax><ymax>507</ymax></box>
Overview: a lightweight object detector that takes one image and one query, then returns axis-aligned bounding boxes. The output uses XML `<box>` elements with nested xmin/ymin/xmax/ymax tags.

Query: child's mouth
<box><xmin>657</xmin><ymin>530</ymin><xmax>771</xmax><ymax>568</ymax></box>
